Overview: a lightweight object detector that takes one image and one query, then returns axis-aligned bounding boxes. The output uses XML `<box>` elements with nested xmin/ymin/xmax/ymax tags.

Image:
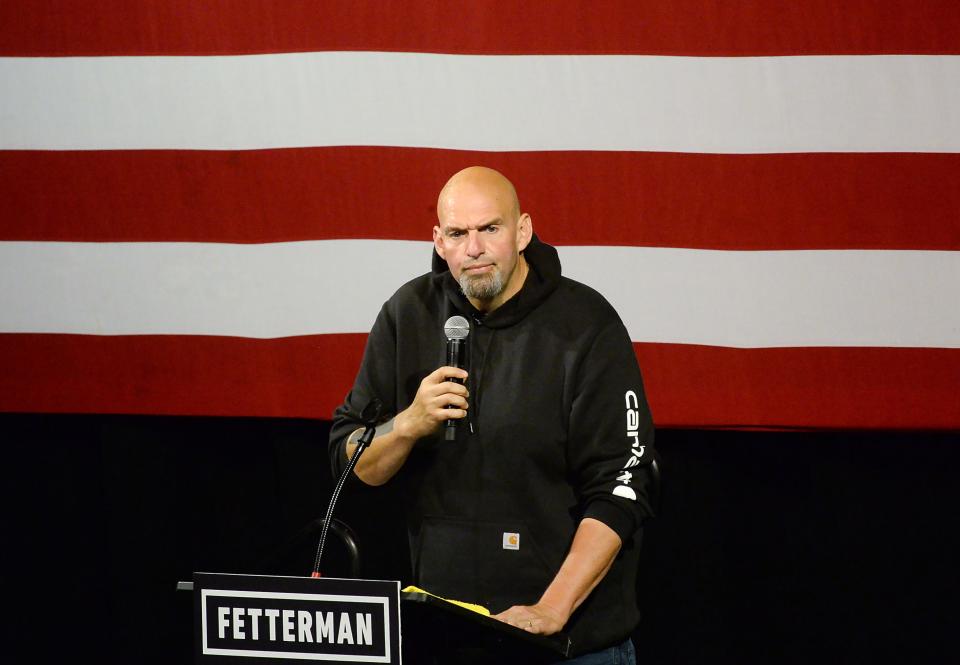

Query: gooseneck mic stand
<box><xmin>311</xmin><ymin>398</ymin><xmax>382</xmax><ymax>578</ymax></box>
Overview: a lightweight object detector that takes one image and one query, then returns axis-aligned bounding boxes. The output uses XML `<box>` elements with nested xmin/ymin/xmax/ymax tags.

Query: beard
<box><xmin>458</xmin><ymin>266</ymin><xmax>505</xmax><ymax>301</ymax></box>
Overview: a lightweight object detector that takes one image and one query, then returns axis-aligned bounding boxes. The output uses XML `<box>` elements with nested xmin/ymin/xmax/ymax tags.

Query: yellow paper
<box><xmin>402</xmin><ymin>585</ymin><xmax>491</xmax><ymax>616</ymax></box>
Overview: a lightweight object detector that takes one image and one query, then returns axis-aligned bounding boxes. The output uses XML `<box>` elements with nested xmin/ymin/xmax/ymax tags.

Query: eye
<box><xmin>447</xmin><ymin>229</ymin><xmax>464</xmax><ymax>238</ymax></box>
<box><xmin>483</xmin><ymin>225</ymin><xmax>499</xmax><ymax>233</ymax></box>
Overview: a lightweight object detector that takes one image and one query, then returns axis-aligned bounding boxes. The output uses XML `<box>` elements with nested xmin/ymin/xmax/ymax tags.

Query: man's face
<box><xmin>433</xmin><ymin>183</ymin><xmax>531</xmax><ymax>307</ymax></box>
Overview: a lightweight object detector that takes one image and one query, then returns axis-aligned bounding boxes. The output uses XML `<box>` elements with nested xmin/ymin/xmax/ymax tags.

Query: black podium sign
<box><xmin>194</xmin><ymin>573</ymin><xmax>401</xmax><ymax>664</ymax></box>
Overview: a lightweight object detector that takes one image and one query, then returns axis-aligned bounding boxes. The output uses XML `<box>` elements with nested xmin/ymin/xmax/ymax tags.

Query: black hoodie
<box><xmin>329</xmin><ymin>236</ymin><xmax>656</xmax><ymax>655</ymax></box>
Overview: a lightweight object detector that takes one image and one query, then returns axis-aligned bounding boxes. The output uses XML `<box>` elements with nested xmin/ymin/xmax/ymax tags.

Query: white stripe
<box><xmin>0</xmin><ymin>240</ymin><xmax>429</xmax><ymax>338</ymax></box>
<box><xmin>560</xmin><ymin>247</ymin><xmax>960</xmax><ymax>348</ymax></box>
<box><xmin>2</xmin><ymin>53</ymin><xmax>958</xmax><ymax>152</ymax></box>
<box><xmin>1</xmin><ymin>240</ymin><xmax>957</xmax><ymax>348</ymax></box>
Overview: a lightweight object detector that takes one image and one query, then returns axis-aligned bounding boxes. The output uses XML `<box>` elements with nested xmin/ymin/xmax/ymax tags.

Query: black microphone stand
<box><xmin>311</xmin><ymin>399</ymin><xmax>381</xmax><ymax>578</ymax></box>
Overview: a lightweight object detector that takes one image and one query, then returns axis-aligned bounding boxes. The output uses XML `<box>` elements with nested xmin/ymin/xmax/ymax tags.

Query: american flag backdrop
<box><xmin>1</xmin><ymin>1</ymin><xmax>958</xmax><ymax>429</ymax></box>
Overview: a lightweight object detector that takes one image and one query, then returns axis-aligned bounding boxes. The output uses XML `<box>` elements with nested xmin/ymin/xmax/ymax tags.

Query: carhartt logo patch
<box><xmin>502</xmin><ymin>532</ymin><xmax>520</xmax><ymax>550</ymax></box>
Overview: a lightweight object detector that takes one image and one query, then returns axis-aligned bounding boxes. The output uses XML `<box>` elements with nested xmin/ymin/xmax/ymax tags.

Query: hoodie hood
<box><xmin>430</xmin><ymin>233</ymin><xmax>562</xmax><ymax>329</ymax></box>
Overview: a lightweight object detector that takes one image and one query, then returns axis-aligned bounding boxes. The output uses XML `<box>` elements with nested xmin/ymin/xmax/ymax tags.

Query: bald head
<box><xmin>433</xmin><ymin>166</ymin><xmax>533</xmax><ymax>312</ymax></box>
<box><xmin>437</xmin><ymin>166</ymin><xmax>521</xmax><ymax>224</ymax></box>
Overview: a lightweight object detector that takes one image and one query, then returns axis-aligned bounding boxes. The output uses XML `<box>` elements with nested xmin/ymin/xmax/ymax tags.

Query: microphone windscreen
<box><xmin>444</xmin><ymin>315</ymin><xmax>470</xmax><ymax>340</ymax></box>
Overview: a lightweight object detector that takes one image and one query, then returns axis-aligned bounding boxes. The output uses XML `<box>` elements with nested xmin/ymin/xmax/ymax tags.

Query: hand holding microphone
<box><xmin>392</xmin><ymin>316</ymin><xmax>471</xmax><ymax>442</ymax></box>
<box><xmin>394</xmin><ymin>366</ymin><xmax>468</xmax><ymax>441</ymax></box>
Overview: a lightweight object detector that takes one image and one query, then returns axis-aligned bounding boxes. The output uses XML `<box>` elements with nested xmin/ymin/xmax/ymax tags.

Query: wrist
<box><xmin>535</xmin><ymin>594</ymin><xmax>572</xmax><ymax>626</ymax></box>
<box><xmin>391</xmin><ymin>409</ymin><xmax>420</xmax><ymax>446</ymax></box>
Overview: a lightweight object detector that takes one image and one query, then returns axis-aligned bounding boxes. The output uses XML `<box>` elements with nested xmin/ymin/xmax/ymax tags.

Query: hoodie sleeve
<box><xmin>566</xmin><ymin>315</ymin><xmax>656</xmax><ymax>544</ymax></box>
<box><xmin>328</xmin><ymin>301</ymin><xmax>399</xmax><ymax>480</ymax></box>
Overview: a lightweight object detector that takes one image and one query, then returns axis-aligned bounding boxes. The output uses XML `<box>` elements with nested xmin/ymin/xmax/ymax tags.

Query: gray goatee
<box><xmin>458</xmin><ymin>268</ymin><xmax>504</xmax><ymax>301</ymax></box>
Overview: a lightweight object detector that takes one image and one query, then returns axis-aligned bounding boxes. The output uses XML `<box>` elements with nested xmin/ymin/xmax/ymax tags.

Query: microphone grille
<box><xmin>444</xmin><ymin>315</ymin><xmax>470</xmax><ymax>340</ymax></box>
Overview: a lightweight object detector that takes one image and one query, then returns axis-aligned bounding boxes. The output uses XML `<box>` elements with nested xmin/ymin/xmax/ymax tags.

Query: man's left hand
<box><xmin>493</xmin><ymin>602</ymin><xmax>567</xmax><ymax>635</ymax></box>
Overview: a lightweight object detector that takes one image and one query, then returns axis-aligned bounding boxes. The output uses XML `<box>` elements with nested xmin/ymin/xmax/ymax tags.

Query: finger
<box><xmin>495</xmin><ymin>607</ymin><xmax>551</xmax><ymax>634</ymax></box>
<box><xmin>421</xmin><ymin>372</ymin><xmax>468</xmax><ymax>396</ymax></box>
<box><xmin>519</xmin><ymin>618</ymin><xmax>538</xmax><ymax>632</ymax></box>
<box><xmin>431</xmin><ymin>366</ymin><xmax>468</xmax><ymax>382</ymax></box>
<box><xmin>494</xmin><ymin>607</ymin><xmax>536</xmax><ymax>630</ymax></box>
<box><xmin>434</xmin><ymin>394</ymin><xmax>468</xmax><ymax>410</ymax></box>
<box><xmin>500</xmin><ymin>615</ymin><xmax>526</xmax><ymax>630</ymax></box>
<box><xmin>527</xmin><ymin>617</ymin><xmax>556</xmax><ymax>634</ymax></box>
<box><xmin>440</xmin><ymin>381</ymin><xmax>469</xmax><ymax>396</ymax></box>
<box><xmin>423</xmin><ymin>382</ymin><xmax>468</xmax><ymax>400</ymax></box>
<box><xmin>492</xmin><ymin>608</ymin><xmax>522</xmax><ymax>623</ymax></box>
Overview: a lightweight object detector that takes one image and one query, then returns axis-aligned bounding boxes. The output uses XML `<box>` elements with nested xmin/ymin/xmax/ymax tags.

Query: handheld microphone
<box><xmin>443</xmin><ymin>315</ymin><xmax>470</xmax><ymax>441</ymax></box>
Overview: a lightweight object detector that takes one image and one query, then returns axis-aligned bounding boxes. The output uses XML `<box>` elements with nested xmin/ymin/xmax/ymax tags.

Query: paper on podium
<box><xmin>402</xmin><ymin>585</ymin><xmax>490</xmax><ymax>616</ymax></box>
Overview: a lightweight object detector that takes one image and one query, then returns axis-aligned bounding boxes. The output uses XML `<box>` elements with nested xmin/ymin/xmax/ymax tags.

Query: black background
<box><xmin>4</xmin><ymin>413</ymin><xmax>957</xmax><ymax>663</ymax></box>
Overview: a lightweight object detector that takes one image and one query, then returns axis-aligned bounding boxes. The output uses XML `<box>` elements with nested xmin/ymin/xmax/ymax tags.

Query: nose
<box><xmin>465</xmin><ymin>229</ymin><xmax>484</xmax><ymax>258</ymax></box>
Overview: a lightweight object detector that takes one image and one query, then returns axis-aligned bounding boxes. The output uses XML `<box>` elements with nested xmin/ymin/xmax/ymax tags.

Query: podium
<box><xmin>400</xmin><ymin>589</ymin><xmax>571</xmax><ymax>664</ymax></box>
<box><xmin>180</xmin><ymin>573</ymin><xmax>571</xmax><ymax>664</ymax></box>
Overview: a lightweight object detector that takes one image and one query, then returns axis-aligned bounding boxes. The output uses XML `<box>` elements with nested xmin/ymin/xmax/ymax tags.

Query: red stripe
<box><xmin>3</xmin><ymin>148</ymin><xmax>958</xmax><ymax>250</ymax></box>
<box><xmin>1</xmin><ymin>1</ymin><xmax>958</xmax><ymax>56</ymax></box>
<box><xmin>0</xmin><ymin>334</ymin><xmax>365</xmax><ymax>420</ymax></box>
<box><xmin>2</xmin><ymin>334</ymin><xmax>957</xmax><ymax>429</ymax></box>
<box><xmin>637</xmin><ymin>343</ymin><xmax>960</xmax><ymax>430</ymax></box>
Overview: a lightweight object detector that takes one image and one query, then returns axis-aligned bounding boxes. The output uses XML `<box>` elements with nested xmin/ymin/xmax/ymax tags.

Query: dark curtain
<box><xmin>4</xmin><ymin>414</ymin><xmax>956</xmax><ymax>663</ymax></box>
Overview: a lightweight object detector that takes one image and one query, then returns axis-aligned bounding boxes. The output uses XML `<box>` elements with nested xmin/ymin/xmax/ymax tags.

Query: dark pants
<box><xmin>554</xmin><ymin>638</ymin><xmax>635</xmax><ymax>665</ymax></box>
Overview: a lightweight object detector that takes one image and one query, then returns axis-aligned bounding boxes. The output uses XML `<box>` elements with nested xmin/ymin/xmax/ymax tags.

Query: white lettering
<box><xmin>213</xmin><ymin>603</ymin><xmax>375</xmax><ymax>647</ymax></box>
<box><xmin>232</xmin><ymin>607</ymin><xmax>245</xmax><ymax>640</ymax></box>
<box><xmin>337</xmin><ymin>612</ymin><xmax>354</xmax><ymax>644</ymax></box>
<box><xmin>613</xmin><ymin>485</ymin><xmax>637</xmax><ymax>501</ymax></box>
<box><xmin>617</xmin><ymin>470</ymin><xmax>633</xmax><ymax>484</ymax></box>
<box><xmin>217</xmin><ymin>606</ymin><xmax>230</xmax><ymax>640</ymax></box>
<box><xmin>628</xmin><ymin>434</ymin><xmax>641</xmax><ymax>448</ymax></box>
<box><xmin>298</xmin><ymin>610</ymin><xmax>313</xmax><ymax>643</ymax></box>
<box><xmin>626</xmin><ymin>409</ymin><xmax>639</xmax><ymax>432</ymax></box>
<box><xmin>624</xmin><ymin>456</ymin><xmax>640</xmax><ymax>469</ymax></box>
<box><xmin>355</xmin><ymin>613</ymin><xmax>373</xmax><ymax>646</ymax></box>
<box><xmin>282</xmin><ymin>609</ymin><xmax>295</xmax><ymax>642</ymax></box>
<box><xmin>265</xmin><ymin>609</ymin><xmax>280</xmax><ymax>641</ymax></box>
<box><xmin>625</xmin><ymin>390</ymin><xmax>639</xmax><ymax>409</ymax></box>
<box><xmin>316</xmin><ymin>611</ymin><xmax>334</xmax><ymax>642</ymax></box>
<box><xmin>247</xmin><ymin>608</ymin><xmax>262</xmax><ymax>640</ymax></box>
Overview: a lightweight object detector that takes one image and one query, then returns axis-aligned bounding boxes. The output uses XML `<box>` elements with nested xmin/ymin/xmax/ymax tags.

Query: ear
<box><xmin>432</xmin><ymin>225</ymin><xmax>447</xmax><ymax>260</ymax></box>
<box><xmin>516</xmin><ymin>213</ymin><xmax>533</xmax><ymax>252</ymax></box>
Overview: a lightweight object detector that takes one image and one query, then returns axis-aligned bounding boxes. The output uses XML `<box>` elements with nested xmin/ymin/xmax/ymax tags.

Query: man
<box><xmin>329</xmin><ymin>167</ymin><xmax>655</xmax><ymax>661</ymax></box>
